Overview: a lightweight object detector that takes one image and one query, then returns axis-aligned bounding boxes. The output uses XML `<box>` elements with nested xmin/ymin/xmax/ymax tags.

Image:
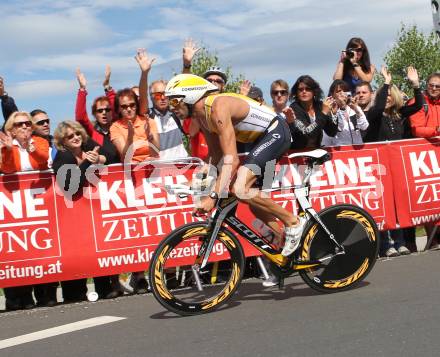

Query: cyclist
<box><xmin>165</xmin><ymin>74</ymin><xmax>305</xmax><ymax>256</ymax></box>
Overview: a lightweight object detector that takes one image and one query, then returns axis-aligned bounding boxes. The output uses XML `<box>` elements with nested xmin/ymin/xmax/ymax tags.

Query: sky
<box><xmin>0</xmin><ymin>0</ymin><xmax>436</xmax><ymax>127</ymax></box>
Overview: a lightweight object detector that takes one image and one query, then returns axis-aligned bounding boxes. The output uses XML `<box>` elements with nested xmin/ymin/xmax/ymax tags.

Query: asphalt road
<box><xmin>1</xmin><ymin>251</ymin><xmax>440</xmax><ymax>357</ymax></box>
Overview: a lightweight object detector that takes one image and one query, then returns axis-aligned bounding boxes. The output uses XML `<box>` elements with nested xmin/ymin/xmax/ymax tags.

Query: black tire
<box><xmin>298</xmin><ymin>204</ymin><xmax>379</xmax><ymax>293</ymax></box>
<box><xmin>148</xmin><ymin>222</ymin><xmax>245</xmax><ymax>316</ymax></box>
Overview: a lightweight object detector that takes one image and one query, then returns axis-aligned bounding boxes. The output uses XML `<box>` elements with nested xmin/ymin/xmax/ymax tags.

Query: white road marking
<box><xmin>0</xmin><ymin>316</ymin><xmax>126</xmax><ymax>350</ymax></box>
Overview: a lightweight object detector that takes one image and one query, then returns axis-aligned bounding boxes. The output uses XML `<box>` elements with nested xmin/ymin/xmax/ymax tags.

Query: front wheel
<box><xmin>148</xmin><ymin>222</ymin><xmax>245</xmax><ymax>316</ymax></box>
<box><xmin>298</xmin><ymin>204</ymin><xmax>379</xmax><ymax>293</ymax></box>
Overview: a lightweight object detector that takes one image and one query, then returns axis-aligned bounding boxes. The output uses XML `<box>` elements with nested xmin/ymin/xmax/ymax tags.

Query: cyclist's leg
<box><xmin>232</xmin><ymin>166</ymin><xmax>297</xmax><ymax>228</ymax></box>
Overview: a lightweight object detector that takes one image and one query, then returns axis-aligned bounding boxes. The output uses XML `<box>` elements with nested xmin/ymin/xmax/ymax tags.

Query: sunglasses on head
<box><xmin>271</xmin><ymin>90</ymin><xmax>288</xmax><ymax>96</ymax></box>
<box><xmin>152</xmin><ymin>92</ymin><xmax>166</xmax><ymax>101</ymax></box>
<box><xmin>428</xmin><ymin>83</ymin><xmax>440</xmax><ymax>90</ymax></box>
<box><xmin>120</xmin><ymin>103</ymin><xmax>137</xmax><ymax>111</ymax></box>
<box><xmin>66</xmin><ymin>131</ymin><xmax>82</xmax><ymax>140</ymax></box>
<box><xmin>13</xmin><ymin>121</ymin><xmax>32</xmax><ymax>128</ymax></box>
<box><xmin>96</xmin><ymin>108</ymin><xmax>111</xmax><ymax>114</ymax></box>
<box><xmin>35</xmin><ymin>118</ymin><xmax>50</xmax><ymax>126</ymax></box>
<box><xmin>207</xmin><ymin>78</ymin><xmax>225</xmax><ymax>85</ymax></box>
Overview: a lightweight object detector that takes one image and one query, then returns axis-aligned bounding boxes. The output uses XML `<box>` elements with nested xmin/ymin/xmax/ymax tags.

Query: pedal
<box><xmin>278</xmin><ymin>276</ymin><xmax>284</xmax><ymax>290</ymax></box>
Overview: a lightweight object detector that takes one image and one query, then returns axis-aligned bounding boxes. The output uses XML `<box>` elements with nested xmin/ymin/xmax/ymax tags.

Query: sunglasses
<box><xmin>207</xmin><ymin>78</ymin><xmax>225</xmax><ymax>85</ymax></box>
<box><xmin>13</xmin><ymin>121</ymin><xmax>32</xmax><ymax>128</ymax></box>
<box><xmin>35</xmin><ymin>118</ymin><xmax>50</xmax><ymax>126</ymax></box>
<box><xmin>96</xmin><ymin>108</ymin><xmax>111</xmax><ymax>114</ymax></box>
<box><xmin>428</xmin><ymin>83</ymin><xmax>440</xmax><ymax>90</ymax></box>
<box><xmin>297</xmin><ymin>86</ymin><xmax>312</xmax><ymax>93</ymax></box>
<box><xmin>349</xmin><ymin>47</ymin><xmax>364</xmax><ymax>53</ymax></box>
<box><xmin>66</xmin><ymin>131</ymin><xmax>82</xmax><ymax>140</ymax></box>
<box><xmin>271</xmin><ymin>90</ymin><xmax>288</xmax><ymax>96</ymax></box>
<box><xmin>120</xmin><ymin>103</ymin><xmax>137</xmax><ymax>111</ymax></box>
<box><xmin>152</xmin><ymin>92</ymin><xmax>166</xmax><ymax>101</ymax></box>
<box><xmin>169</xmin><ymin>97</ymin><xmax>184</xmax><ymax>108</ymax></box>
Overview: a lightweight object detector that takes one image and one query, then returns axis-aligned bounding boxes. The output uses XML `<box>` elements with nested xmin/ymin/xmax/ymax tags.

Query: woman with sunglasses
<box><xmin>0</xmin><ymin>111</ymin><xmax>51</xmax><ymax>310</ymax></box>
<box><xmin>75</xmin><ymin>67</ymin><xmax>120</xmax><ymax>165</ymax></box>
<box><xmin>333</xmin><ymin>37</ymin><xmax>375</xmax><ymax>94</ymax></box>
<box><xmin>110</xmin><ymin>49</ymin><xmax>159</xmax><ymax>163</ymax></box>
<box><xmin>287</xmin><ymin>75</ymin><xmax>338</xmax><ymax>149</ymax></box>
<box><xmin>52</xmin><ymin>121</ymin><xmax>111</xmax><ymax>302</ymax></box>
<box><xmin>0</xmin><ymin>111</ymin><xmax>50</xmax><ymax>174</ymax></box>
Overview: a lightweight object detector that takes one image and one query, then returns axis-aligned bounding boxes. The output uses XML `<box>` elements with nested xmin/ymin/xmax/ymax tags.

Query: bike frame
<box><xmin>197</xmin><ymin>160</ymin><xmax>345</xmax><ymax>270</ymax></box>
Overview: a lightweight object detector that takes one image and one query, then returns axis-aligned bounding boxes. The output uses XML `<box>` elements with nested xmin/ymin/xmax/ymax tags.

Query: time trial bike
<box><xmin>148</xmin><ymin>149</ymin><xmax>379</xmax><ymax>316</ymax></box>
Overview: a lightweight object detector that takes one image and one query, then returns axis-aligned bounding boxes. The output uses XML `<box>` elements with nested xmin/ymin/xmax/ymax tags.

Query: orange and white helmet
<box><xmin>165</xmin><ymin>74</ymin><xmax>218</xmax><ymax>105</ymax></box>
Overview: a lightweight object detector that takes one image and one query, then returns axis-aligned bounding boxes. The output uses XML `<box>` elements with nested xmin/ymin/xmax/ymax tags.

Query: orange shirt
<box><xmin>0</xmin><ymin>136</ymin><xmax>50</xmax><ymax>174</ymax></box>
<box><xmin>110</xmin><ymin>115</ymin><xmax>159</xmax><ymax>163</ymax></box>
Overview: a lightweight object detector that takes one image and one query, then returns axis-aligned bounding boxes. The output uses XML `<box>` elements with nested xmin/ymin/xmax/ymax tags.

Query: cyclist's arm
<box><xmin>209</xmin><ymin>99</ymin><xmax>240</xmax><ymax>195</ymax></box>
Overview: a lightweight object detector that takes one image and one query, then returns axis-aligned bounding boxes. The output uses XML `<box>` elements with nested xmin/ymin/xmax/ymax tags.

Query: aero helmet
<box><xmin>165</xmin><ymin>74</ymin><xmax>218</xmax><ymax>105</ymax></box>
<box><xmin>203</xmin><ymin>66</ymin><xmax>227</xmax><ymax>83</ymax></box>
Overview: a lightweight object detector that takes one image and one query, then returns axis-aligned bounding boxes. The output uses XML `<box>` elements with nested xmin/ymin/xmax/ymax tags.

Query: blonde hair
<box><xmin>4</xmin><ymin>111</ymin><xmax>32</xmax><ymax>133</ymax></box>
<box><xmin>385</xmin><ymin>84</ymin><xmax>404</xmax><ymax>119</ymax></box>
<box><xmin>53</xmin><ymin>120</ymin><xmax>88</xmax><ymax>151</ymax></box>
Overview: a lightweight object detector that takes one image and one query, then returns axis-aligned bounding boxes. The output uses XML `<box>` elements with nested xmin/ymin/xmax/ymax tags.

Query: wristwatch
<box><xmin>352</xmin><ymin>63</ymin><xmax>360</xmax><ymax>68</ymax></box>
<box><xmin>209</xmin><ymin>191</ymin><xmax>219</xmax><ymax>200</ymax></box>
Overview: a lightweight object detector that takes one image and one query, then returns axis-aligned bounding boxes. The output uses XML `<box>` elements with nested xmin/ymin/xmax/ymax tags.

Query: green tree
<box><xmin>190</xmin><ymin>47</ymin><xmax>245</xmax><ymax>93</ymax></box>
<box><xmin>375</xmin><ymin>24</ymin><xmax>440</xmax><ymax>93</ymax></box>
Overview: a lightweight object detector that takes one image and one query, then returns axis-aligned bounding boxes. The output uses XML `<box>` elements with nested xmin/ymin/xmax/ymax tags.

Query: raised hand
<box><xmin>239</xmin><ymin>79</ymin><xmax>252</xmax><ymax>96</ymax></box>
<box><xmin>76</xmin><ymin>68</ymin><xmax>87</xmax><ymax>89</ymax></box>
<box><xmin>381</xmin><ymin>66</ymin><xmax>392</xmax><ymax>85</ymax></box>
<box><xmin>0</xmin><ymin>131</ymin><xmax>13</xmax><ymax>150</ymax></box>
<box><xmin>103</xmin><ymin>65</ymin><xmax>111</xmax><ymax>87</ymax></box>
<box><xmin>135</xmin><ymin>48</ymin><xmax>155</xmax><ymax>73</ymax></box>
<box><xmin>406</xmin><ymin>66</ymin><xmax>419</xmax><ymax>88</ymax></box>
<box><xmin>183</xmin><ymin>38</ymin><xmax>200</xmax><ymax>66</ymax></box>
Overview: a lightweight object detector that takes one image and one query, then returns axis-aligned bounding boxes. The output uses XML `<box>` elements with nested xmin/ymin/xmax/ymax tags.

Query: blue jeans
<box><xmin>380</xmin><ymin>229</ymin><xmax>406</xmax><ymax>254</ymax></box>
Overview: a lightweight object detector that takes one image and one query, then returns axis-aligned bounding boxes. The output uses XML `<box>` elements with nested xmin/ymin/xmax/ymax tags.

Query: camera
<box><xmin>344</xmin><ymin>49</ymin><xmax>356</xmax><ymax>59</ymax></box>
<box><xmin>344</xmin><ymin>91</ymin><xmax>352</xmax><ymax>103</ymax></box>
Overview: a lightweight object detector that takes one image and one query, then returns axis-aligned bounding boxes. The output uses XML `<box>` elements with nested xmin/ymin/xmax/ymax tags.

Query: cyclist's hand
<box><xmin>194</xmin><ymin>196</ymin><xmax>216</xmax><ymax>215</ymax></box>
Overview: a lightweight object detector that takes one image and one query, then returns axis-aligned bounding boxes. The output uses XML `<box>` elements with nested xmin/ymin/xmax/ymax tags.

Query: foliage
<box><xmin>374</xmin><ymin>24</ymin><xmax>440</xmax><ymax>93</ymax></box>
<box><xmin>190</xmin><ymin>47</ymin><xmax>245</xmax><ymax>93</ymax></box>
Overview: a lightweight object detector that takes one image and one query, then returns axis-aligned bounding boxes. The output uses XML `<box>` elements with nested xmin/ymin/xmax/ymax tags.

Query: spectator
<box><xmin>75</xmin><ymin>68</ymin><xmax>120</xmax><ymax>164</ymax></box>
<box><xmin>270</xmin><ymin>79</ymin><xmax>290</xmax><ymax>117</ymax></box>
<box><xmin>0</xmin><ymin>76</ymin><xmax>18</xmax><ymax>125</ymax></box>
<box><xmin>364</xmin><ymin>66</ymin><xmax>422</xmax><ymax>143</ymax></box>
<box><xmin>203</xmin><ymin>66</ymin><xmax>227</xmax><ymax>92</ymax></box>
<box><xmin>109</xmin><ymin>49</ymin><xmax>158</xmax><ymax>294</ymax></box>
<box><xmin>410</xmin><ymin>72</ymin><xmax>440</xmax><ymax>138</ymax></box>
<box><xmin>364</xmin><ymin>66</ymin><xmax>422</xmax><ymax>256</ymax></box>
<box><xmin>333</xmin><ymin>37</ymin><xmax>375</xmax><ymax>94</ymax></box>
<box><xmin>355</xmin><ymin>81</ymin><xmax>374</xmax><ymax>113</ymax></box>
<box><xmin>182</xmin><ymin>38</ymin><xmax>200</xmax><ymax>74</ymax></box>
<box><xmin>321</xmin><ymin>79</ymin><xmax>368</xmax><ymax>146</ymax></box>
<box><xmin>30</xmin><ymin>109</ymin><xmax>57</xmax><ymax>164</ymax></box>
<box><xmin>110</xmin><ymin>49</ymin><xmax>159</xmax><ymax>164</ymax></box>
<box><xmin>148</xmin><ymin>79</ymin><xmax>188</xmax><ymax>159</ymax></box>
<box><xmin>247</xmin><ymin>86</ymin><xmax>265</xmax><ymax>104</ymax></box>
<box><xmin>0</xmin><ymin>111</ymin><xmax>51</xmax><ymax>310</ymax></box>
<box><xmin>409</xmin><ymin>71</ymin><xmax>440</xmax><ymax>250</ymax></box>
<box><xmin>288</xmin><ymin>75</ymin><xmax>338</xmax><ymax>149</ymax></box>
<box><xmin>52</xmin><ymin>120</ymin><xmax>108</xmax><ymax>302</ymax></box>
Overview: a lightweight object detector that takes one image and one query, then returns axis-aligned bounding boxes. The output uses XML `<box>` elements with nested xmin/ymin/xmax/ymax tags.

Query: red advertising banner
<box><xmin>388</xmin><ymin>138</ymin><xmax>440</xmax><ymax>228</ymax></box>
<box><xmin>0</xmin><ymin>141</ymin><xmax>409</xmax><ymax>288</ymax></box>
